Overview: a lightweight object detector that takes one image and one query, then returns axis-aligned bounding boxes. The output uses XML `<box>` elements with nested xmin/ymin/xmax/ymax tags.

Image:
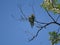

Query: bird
<box><xmin>29</xmin><ymin>14</ymin><xmax>35</xmax><ymax>28</ymax></box>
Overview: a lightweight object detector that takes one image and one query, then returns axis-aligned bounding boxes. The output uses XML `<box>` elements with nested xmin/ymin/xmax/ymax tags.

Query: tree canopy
<box><xmin>42</xmin><ymin>0</ymin><xmax>60</xmax><ymax>14</ymax></box>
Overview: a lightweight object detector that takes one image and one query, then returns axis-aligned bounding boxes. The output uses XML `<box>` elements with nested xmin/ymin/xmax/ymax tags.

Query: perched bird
<box><xmin>29</xmin><ymin>14</ymin><xmax>35</xmax><ymax>28</ymax></box>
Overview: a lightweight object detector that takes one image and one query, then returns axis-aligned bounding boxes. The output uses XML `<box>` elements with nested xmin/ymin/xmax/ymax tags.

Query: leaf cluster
<box><xmin>41</xmin><ymin>0</ymin><xmax>60</xmax><ymax>14</ymax></box>
<box><xmin>49</xmin><ymin>31</ymin><xmax>60</xmax><ymax>44</ymax></box>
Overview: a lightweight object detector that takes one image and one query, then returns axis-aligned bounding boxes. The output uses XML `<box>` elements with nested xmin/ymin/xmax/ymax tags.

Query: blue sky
<box><xmin>0</xmin><ymin>0</ymin><xmax>60</xmax><ymax>45</ymax></box>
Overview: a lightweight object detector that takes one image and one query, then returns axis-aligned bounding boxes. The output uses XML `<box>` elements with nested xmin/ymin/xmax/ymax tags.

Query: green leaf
<box><xmin>56</xmin><ymin>4</ymin><xmax>60</xmax><ymax>9</ymax></box>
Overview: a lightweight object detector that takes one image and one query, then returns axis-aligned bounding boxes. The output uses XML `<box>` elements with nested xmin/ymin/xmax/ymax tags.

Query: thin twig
<box><xmin>56</xmin><ymin>15</ymin><xmax>60</xmax><ymax>22</ymax></box>
<box><xmin>25</xmin><ymin>31</ymin><xmax>34</xmax><ymax>36</ymax></box>
<box><xmin>29</xmin><ymin>22</ymin><xmax>56</xmax><ymax>41</ymax></box>
<box><xmin>29</xmin><ymin>27</ymin><xmax>43</xmax><ymax>41</ymax></box>
<box><xmin>40</xmin><ymin>5</ymin><xmax>56</xmax><ymax>22</ymax></box>
<box><xmin>44</xmin><ymin>9</ymin><xmax>56</xmax><ymax>22</ymax></box>
<box><xmin>35</xmin><ymin>20</ymin><xmax>49</xmax><ymax>24</ymax></box>
<box><xmin>18</xmin><ymin>5</ymin><xmax>27</xmax><ymax>20</ymax></box>
<box><xmin>29</xmin><ymin>22</ymin><xmax>60</xmax><ymax>41</ymax></box>
<box><xmin>31</xmin><ymin>5</ymin><xmax>35</xmax><ymax>15</ymax></box>
<box><xmin>57</xmin><ymin>27</ymin><xmax>60</xmax><ymax>33</ymax></box>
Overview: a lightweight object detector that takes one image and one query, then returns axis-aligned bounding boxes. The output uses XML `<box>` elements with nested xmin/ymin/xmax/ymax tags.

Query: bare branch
<box><xmin>25</xmin><ymin>30</ymin><xmax>34</xmax><ymax>36</ymax></box>
<box><xmin>29</xmin><ymin>22</ymin><xmax>55</xmax><ymax>41</ymax></box>
<box><xmin>29</xmin><ymin>22</ymin><xmax>60</xmax><ymax>41</ymax></box>
<box><xmin>29</xmin><ymin>28</ymin><xmax>42</xmax><ymax>41</ymax></box>
<box><xmin>31</xmin><ymin>5</ymin><xmax>35</xmax><ymax>15</ymax></box>
<box><xmin>44</xmin><ymin>9</ymin><xmax>56</xmax><ymax>22</ymax></box>
<box><xmin>35</xmin><ymin>20</ymin><xmax>49</xmax><ymax>24</ymax></box>
<box><xmin>11</xmin><ymin>14</ymin><xmax>27</xmax><ymax>22</ymax></box>
<box><xmin>40</xmin><ymin>5</ymin><xmax>56</xmax><ymax>22</ymax></box>
<box><xmin>18</xmin><ymin>5</ymin><xmax>27</xmax><ymax>20</ymax></box>
<box><xmin>57</xmin><ymin>27</ymin><xmax>60</xmax><ymax>33</ymax></box>
<box><xmin>56</xmin><ymin>15</ymin><xmax>60</xmax><ymax>22</ymax></box>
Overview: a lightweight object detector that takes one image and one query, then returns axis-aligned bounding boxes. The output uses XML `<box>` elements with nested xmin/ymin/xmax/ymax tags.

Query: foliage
<box><xmin>49</xmin><ymin>31</ymin><xmax>60</xmax><ymax>45</ymax></box>
<box><xmin>42</xmin><ymin>0</ymin><xmax>60</xmax><ymax>14</ymax></box>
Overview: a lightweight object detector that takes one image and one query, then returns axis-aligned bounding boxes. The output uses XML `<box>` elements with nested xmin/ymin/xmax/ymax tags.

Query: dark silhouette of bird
<box><xmin>29</xmin><ymin>14</ymin><xmax>35</xmax><ymax>28</ymax></box>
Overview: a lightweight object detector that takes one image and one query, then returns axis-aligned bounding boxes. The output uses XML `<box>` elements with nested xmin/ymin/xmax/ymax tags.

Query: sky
<box><xmin>0</xmin><ymin>0</ymin><xmax>60</xmax><ymax>45</ymax></box>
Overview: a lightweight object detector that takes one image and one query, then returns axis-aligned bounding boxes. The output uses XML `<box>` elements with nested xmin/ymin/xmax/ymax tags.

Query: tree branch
<box><xmin>29</xmin><ymin>22</ymin><xmax>54</xmax><ymax>41</ymax></box>
<box><xmin>18</xmin><ymin>5</ymin><xmax>27</xmax><ymax>20</ymax></box>
<box><xmin>56</xmin><ymin>15</ymin><xmax>60</xmax><ymax>22</ymax></box>
<box><xmin>35</xmin><ymin>20</ymin><xmax>49</xmax><ymax>24</ymax></box>
<box><xmin>29</xmin><ymin>22</ymin><xmax>60</xmax><ymax>41</ymax></box>
<box><xmin>44</xmin><ymin>9</ymin><xmax>56</xmax><ymax>22</ymax></box>
<box><xmin>57</xmin><ymin>27</ymin><xmax>60</xmax><ymax>33</ymax></box>
<box><xmin>31</xmin><ymin>5</ymin><xmax>35</xmax><ymax>15</ymax></box>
